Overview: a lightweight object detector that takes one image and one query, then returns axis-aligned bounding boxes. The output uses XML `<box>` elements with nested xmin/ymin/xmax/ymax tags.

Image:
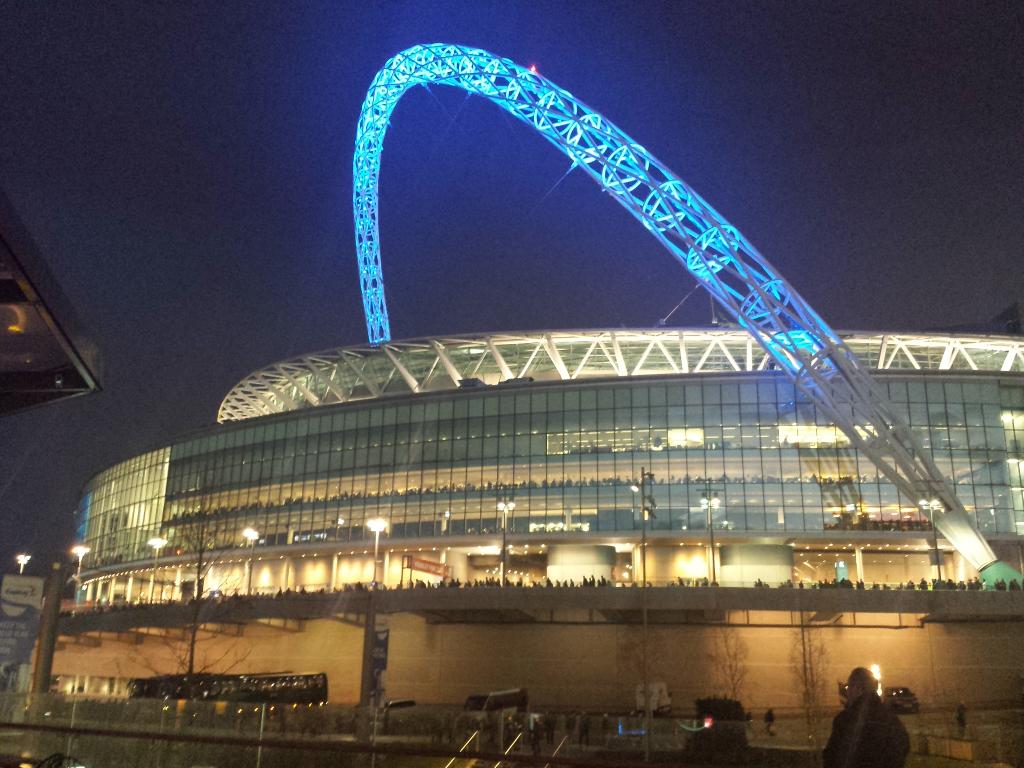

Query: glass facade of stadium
<box><xmin>75</xmin><ymin>330</ymin><xmax>1024</xmax><ymax>601</ymax></box>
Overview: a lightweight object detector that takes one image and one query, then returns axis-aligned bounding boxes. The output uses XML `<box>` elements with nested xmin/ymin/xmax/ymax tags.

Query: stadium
<box><xmin>77</xmin><ymin>327</ymin><xmax>1024</xmax><ymax>601</ymax></box>
<box><xmin>55</xmin><ymin>44</ymin><xmax>1024</xmax><ymax>712</ymax></box>
<box><xmin>55</xmin><ymin>327</ymin><xmax>1024</xmax><ymax>710</ymax></box>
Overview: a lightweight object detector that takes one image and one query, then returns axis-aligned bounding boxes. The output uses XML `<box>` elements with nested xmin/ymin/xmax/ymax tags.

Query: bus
<box><xmin>463</xmin><ymin>688</ymin><xmax>529</xmax><ymax>712</ymax></box>
<box><xmin>127</xmin><ymin>672</ymin><xmax>328</xmax><ymax>704</ymax></box>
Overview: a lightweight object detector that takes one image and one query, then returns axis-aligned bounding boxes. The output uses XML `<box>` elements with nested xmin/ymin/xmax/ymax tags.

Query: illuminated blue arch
<box><xmin>352</xmin><ymin>43</ymin><xmax>1012</xmax><ymax>578</ymax></box>
<box><xmin>353</xmin><ymin>43</ymin><xmax>833</xmax><ymax>362</ymax></box>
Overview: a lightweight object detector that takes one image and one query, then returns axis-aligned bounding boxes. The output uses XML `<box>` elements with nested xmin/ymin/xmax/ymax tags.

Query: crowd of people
<box><xmin>64</xmin><ymin>571</ymin><xmax>1024</xmax><ymax>617</ymax></box>
<box><xmin>757</xmin><ymin>576</ymin><xmax>1022</xmax><ymax>591</ymax></box>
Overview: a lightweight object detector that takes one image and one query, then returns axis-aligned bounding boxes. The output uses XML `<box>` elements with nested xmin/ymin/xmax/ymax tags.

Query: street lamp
<box><xmin>147</xmin><ymin>537</ymin><xmax>168</xmax><ymax>603</ymax></box>
<box><xmin>242</xmin><ymin>527</ymin><xmax>260</xmax><ymax>595</ymax></box>
<box><xmin>71</xmin><ymin>545</ymin><xmax>90</xmax><ymax>602</ymax></box>
<box><xmin>497</xmin><ymin>497</ymin><xmax>515</xmax><ymax>586</ymax></box>
<box><xmin>700</xmin><ymin>488</ymin><xmax>721</xmax><ymax>584</ymax></box>
<box><xmin>367</xmin><ymin>518</ymin><xmax>388</xmax><ymax>585</ymax></box>
<box><xmin>15</xmin><ymin>553</ymin><xmax>30</xmax><ymax>574</ymax></box>
<box><xmin>918</xmin><ymin>498</ymin><xmax>943</xmax><ymax>583</ymax></box>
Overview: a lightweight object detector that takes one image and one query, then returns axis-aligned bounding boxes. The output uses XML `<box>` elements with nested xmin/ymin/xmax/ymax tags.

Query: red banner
<box><xmin>402</xmin><ymin>556</ymin><xmax>447</xmax><ymax>578</ymax></box>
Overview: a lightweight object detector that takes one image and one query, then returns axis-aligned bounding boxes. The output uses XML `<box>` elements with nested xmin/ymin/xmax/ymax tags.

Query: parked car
<box><xmin>837</xmin><ymin>682</ymin><xmax>919</xmax><ymax>714</ymax></box>
<box><xmin>463</xmin><ymin>687</ymin><xmax>529</xmax><ymax>712</ymax></box>
<box><xmin>883</xmin><ymin>687</ymin><xmax>920</xmax><ymax>714</ymax></box>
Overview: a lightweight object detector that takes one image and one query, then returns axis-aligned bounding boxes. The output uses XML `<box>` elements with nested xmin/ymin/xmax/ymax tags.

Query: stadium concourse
<box><xmin>53</xmin><ymin>327</ymin><xmax>1024</xmax><ymax>710</ymax></box>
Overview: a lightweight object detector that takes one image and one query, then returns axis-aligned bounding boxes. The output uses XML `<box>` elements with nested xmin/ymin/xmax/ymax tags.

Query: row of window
<box><xmin>79</xmin><ymin>379</ymin><xmax>1024</xmax><ymax>568</ymax></box>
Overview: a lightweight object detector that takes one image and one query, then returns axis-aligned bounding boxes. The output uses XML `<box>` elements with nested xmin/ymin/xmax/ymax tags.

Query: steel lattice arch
<box><xmin>352</xmin><ymin>44</ymin><xmax>1020</xmax><ymax>580</ymax></box>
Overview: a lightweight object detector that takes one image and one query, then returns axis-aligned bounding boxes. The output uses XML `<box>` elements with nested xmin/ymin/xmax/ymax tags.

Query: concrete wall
<box><xmin>383</xmin><ymin>616</ymin><xmax>1024</xmax><ymax>712</ymax></box>
<box><xmin>546</xmin><ymin>545</ymin><xmax>615</xmax><ymax>582</ymax></box>
<box><xmin>719</xmin><ymin>545</ymin><xmax>792</xmax><ymax>586</ymax></box>
<box><xmin>638</xmin><ymin>546</ymin><xmax>710</xmax><ymax>583</ymax></box>
<box><xmin>53</xmin><ymin>618</ymin><xmax>364</xmax><ymax>702</ymax></box>
<box><xmin>54</xmin><ymin>614</ymin><xmax>1024</xmax><ymax>713</ymax></box>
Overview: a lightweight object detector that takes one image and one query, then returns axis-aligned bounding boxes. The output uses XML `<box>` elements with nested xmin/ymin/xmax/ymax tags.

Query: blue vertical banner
<box><xmin>372</xmin><ymin>628</ymin><xmax>389</xmax><ymax>676</ymax></box>
<box><xmin>0</xmin><ymin>575</ymin><xmax>44</xmax><ymax>692</ymax></box>
<box><xmin>371</xmin><ymin>627</ymin><xmax>389</xmax><ymax>702</ymax></box>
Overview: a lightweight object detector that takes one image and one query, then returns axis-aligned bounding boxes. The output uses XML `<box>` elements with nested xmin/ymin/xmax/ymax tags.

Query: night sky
<box><xmin>1</xmin><ymin>1</ymin><xmax>1021</xmax><ymax>574</ymax></box>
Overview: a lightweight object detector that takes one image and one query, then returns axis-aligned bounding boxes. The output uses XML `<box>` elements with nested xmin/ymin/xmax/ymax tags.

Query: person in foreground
<box><xmin>823</xmin><ymin>667</ymin><xmax>910</xmax><ymax>768</ymax></box>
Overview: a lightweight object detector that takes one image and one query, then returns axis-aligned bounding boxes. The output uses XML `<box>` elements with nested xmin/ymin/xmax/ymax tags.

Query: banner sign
<box><xmin>0</xmin><ymin>575</ymin><xmax>44</xmax><ymax>690</ymax></box>
<box><xmin>402</xmin><ymin>556</ymin><xmax>447</xmax><ymax>578</ymax></box>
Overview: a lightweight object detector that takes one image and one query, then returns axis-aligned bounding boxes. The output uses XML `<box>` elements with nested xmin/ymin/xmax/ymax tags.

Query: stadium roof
<box><xmin>218</xmin><ymin>329</ymin><xmax>1024</xmax><ymax>423</ymax></box>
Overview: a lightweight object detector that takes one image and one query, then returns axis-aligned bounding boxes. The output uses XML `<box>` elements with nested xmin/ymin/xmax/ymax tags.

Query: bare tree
<box><xmin>791</xmin><ymin>616</ymin><xmax>831</xmax><ymax>753</ymax></box>
<box><xmin>135</xmin><ymin>628</ymin><xmax>252</xmax><ymax>678</ymax></box>
<box><xmin>706</xmin><ymin>626</ymin><xmax>749</xmax><ymax>701</ymax></box>
<box><xmin>167</xmin><ymin>511</ymin><xmax>237</xmax><ymax>675</ymax></box>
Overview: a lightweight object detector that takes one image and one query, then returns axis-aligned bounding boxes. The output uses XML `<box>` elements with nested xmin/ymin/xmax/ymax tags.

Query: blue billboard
<box><xmin>0</xmin><ymin>575</ymin><xmax>44</xmax><ymax>691</ymax></box>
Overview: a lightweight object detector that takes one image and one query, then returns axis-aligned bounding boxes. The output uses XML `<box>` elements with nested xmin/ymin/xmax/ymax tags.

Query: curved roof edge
<box><xmin>218</xmin><ymin>328</ymin><xmax>1024</xmax><ymax>423</ymax></box>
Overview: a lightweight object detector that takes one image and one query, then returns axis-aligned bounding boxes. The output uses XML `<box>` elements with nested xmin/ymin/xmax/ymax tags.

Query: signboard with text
<box><xmin>0</xmin><ymin>575</ymin><xmax>44</xmax><ymax>691</ymax></box>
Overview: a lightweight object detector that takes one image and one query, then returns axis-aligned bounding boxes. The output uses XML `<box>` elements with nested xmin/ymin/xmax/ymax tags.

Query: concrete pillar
<box><xmin>359</xmin><ymin>591</ymin><xmax>378</xmax><ymax>707</ymax></box>
<box><xmin>331</xmin><ymin>553</ymin><xmax>339</xmax><ymax>590</ymax></box>
<box><xmin>175</xmin><ymin>566</ymin><xmax>183</xmax><ymax>601</ymax></box>
<box><xmin>855</xmin><ymin>547</ymin><xmax>865</xmax><ymax>582</ymax></box>
<box><xmin>445</xmin><ymin>549</ymin><xmax>469</xmax><ymax>582</ymax></box>
<box><xmin>125</xmin><ymin>575</ymin><xmax>134</xmax><ymax>603</ymax></box>
<box><xmin>31</xmin><ymin>562</ymin><xmax>65</xmax><ymax>693</ymax></box>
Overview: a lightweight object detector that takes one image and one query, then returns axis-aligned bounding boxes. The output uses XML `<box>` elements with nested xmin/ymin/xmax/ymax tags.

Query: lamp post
<box><xmin>146</xmin><ymin>537</ymin><xmax>168</xmax><ymax>602</ymax></box>
<box><xmin>632</xmin><ymin>468</ymin><xmax>655</xmax><ymax>763</ymax></box>
<box><xmin>15</xmin><ymin>553</ymin><xmax>30</xmax><ymax>574</ymax></box>
<box><xmin>367</xmin><ymin>518</ymin><xmax>388</xmax><ymax>585</ymax></box>
<box><xmin>497</xmin><ymin>497</ymin><xmax>515</xmax><ymax>586</ymax></box>
<box><xmin>242</xmin><ymin>527</ymin><xmax>260</xmax><ymax>595</ymax></box>
<box><xmin>918</xmin><ymin>498</ymin><xmax>943</xmax><ymax>583</ymax></box>
<box><xmin>700</xmin><ymin>486</ymin><xmax>721</xmax><ymax>584</ymax></box>
<box><xmin>71</xmin><ymin>545</ymin><xmax>90</xmax><ymax>603</ymax></box>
